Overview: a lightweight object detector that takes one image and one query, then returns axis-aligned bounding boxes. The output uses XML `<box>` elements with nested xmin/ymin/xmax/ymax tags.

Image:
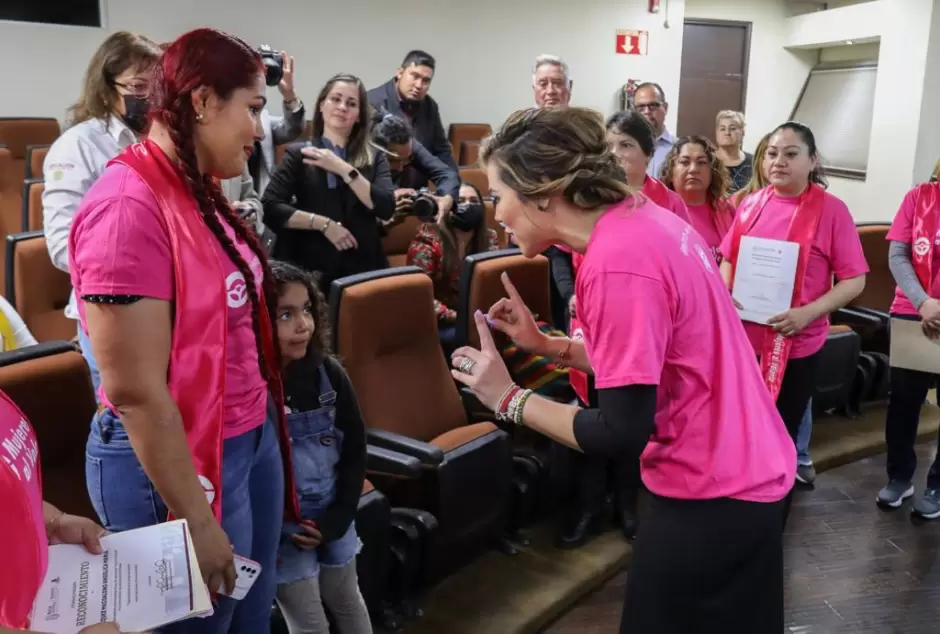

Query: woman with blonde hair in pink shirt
<box><xmin>449</xmin><ymin>106</ymin><xmax>794</xmax><ymax>633</ymax></box>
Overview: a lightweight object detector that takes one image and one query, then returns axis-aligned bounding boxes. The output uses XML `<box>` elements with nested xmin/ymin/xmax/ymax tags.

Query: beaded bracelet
<box><xmin>509</xmin><ymin>389</ymin><xmax>534</xmax><ymax>426</ymax></box>
<box><xmin>496</xmin><ymin>383</ymin><xmax>521</xmax><ymax>421</ymax></box>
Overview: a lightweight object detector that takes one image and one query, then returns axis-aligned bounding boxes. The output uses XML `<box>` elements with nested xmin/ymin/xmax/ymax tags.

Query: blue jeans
<box><xmin>278</xmin><ymin>365</ymin><xmax>360</xmax><ymax>585</ymax></box>
<box><xmin>77</xmin><ymin>323</ymin><xmax>101</xmax><ymax>402</ymax></box>
<box><xmin>796</xmin><ymin>399</ymin><xmax>813</xmax><ymax>466</ymax></box>
<box><xmin>85</xmin><ymin>404</ymin><xmax>284</xmax><ymax>633</ymax></box>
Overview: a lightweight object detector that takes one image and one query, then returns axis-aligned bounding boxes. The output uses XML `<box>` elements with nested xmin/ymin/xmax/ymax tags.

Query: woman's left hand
<box><xmin>47</xmin><ymin>511</ymin><xmax>107</xmax><ymax>554</ymax></box>
<box><xmin>768</xmin><ymin>306</ymin><xmax>815</xmax><ymax>337</ymax></box>
<box><xmin>451</xmin><ymin>310</ymin><xmax>515</xmax><ymax>411</ymax></box>
<box><xmin>301</xmin><ymin>147</ymin><xmax>350</xmax><ymax>176</ymax></box>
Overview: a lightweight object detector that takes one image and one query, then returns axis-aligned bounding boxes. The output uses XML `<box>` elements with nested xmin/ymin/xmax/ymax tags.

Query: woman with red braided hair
<box><xmin>69</xmin><ymin>29</ymin><xmax>301</xmax><ymax>633</ymax></box>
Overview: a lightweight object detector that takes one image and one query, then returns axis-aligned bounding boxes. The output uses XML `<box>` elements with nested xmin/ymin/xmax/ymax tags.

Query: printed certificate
<box><xmin>30</xmin><ymin>519</ymin><xmax>212</xmax><ymax>633</ymax></box>
<box><xmin>731</xmin><ymin>236</ymin><xmax>799</xmax><ymax>325</ymax></box>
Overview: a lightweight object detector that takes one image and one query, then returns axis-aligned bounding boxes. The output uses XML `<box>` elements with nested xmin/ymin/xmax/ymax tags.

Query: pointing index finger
<box><xmin>500</xmin><ymin>272</ymin><xmax>523</xmax><ymax>304</ymax></box>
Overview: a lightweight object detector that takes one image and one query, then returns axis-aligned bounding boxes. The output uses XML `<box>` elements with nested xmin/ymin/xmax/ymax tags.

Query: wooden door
<box><xmin>677</xmin><ymin>19</ymin><xmax>751</xmax><ymax>140</ymax></box>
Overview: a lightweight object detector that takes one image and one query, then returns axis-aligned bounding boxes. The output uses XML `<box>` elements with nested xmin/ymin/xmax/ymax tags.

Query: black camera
<box><xmin>258</xmin><ymin>45</ymin><xmax>283</xmax><ymax>87</ymax></box>
<box><xmin>409</xmin><ymin>188</ymin><xmax>439</xmax><ymax>221</ymax></box>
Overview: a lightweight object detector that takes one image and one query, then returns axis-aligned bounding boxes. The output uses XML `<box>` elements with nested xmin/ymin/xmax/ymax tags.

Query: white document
<box><xmin>889</xmin><ymin>318</ymin><xmax>940</xmax><ymax>374</ymax></box>
<box><xmin>30</xmin><ymin>519</ymin><xmax>213</xmax><ymax>634</ymax></box>
<box><xmin>731</xmin><ymin>236</ymin><xmax>800</xmax><ymax>325</ymax></box>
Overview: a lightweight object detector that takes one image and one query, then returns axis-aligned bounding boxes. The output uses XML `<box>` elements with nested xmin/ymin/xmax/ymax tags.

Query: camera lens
<box><xmin>412</xmin><ymin>196</ymin><xmax>437</xmax><ymax>221</ymax></box>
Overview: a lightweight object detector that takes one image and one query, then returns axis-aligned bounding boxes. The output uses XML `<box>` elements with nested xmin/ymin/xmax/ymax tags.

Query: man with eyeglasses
<box><xmin>632</xmin><ymin>82</ymin><xmax>676</xmax><ymax>178</ymax></box>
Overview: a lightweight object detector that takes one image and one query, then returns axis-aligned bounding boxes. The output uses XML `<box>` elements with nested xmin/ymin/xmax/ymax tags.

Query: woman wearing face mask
<box><xmin>42</xmin><ymin>31</ymin><xmax>162</xmax><ymax>397</ymax></box>
<box><xmin>661</xmin><ymin>136</ymin><xmax>735</xmax><ymax>263</ymax></box>
<box><xmin>407</xmin><ymin>182</ymin><xmax>499</xmax><ymax>344</ymax></box>
<box><xmin>715</xmin><ymin>110</ymin><xmax>753</xmax><ymax>192</ymax></box>
<box><xmin>262</xmin><ymin>74</ymin><xmax>396</xmax><ymax>295</ymax></box>
<box><xmin>719</xmin><ymin>122</ymin><xmax>867</xmax><ymax>524</ymax></box>
<box><xmin>71</xmin><ymin>29</ymin><xmax>302</xmax><ymax>633</ymax></box>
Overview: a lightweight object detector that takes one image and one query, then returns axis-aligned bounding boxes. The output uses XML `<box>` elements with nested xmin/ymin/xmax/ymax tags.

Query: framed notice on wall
<box><xmin>619</xmin><ymin>79</ymin><xmax>646</xmax><ymax>111</ymax></box>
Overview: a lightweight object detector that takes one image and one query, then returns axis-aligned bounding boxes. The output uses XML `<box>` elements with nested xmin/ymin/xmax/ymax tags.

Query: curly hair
<box><xmin>268</xmin><ymin>260</ymin><xmax>331</xmax><ymax>357</ymax></box>
<box><xmin>659</xmin><ymin>136</ymin><xmax>731</xmax><ymax>204</ymax></box>
<box><xmin>152</xmin><ymin>28</ymin><xmax>282</xmax><ymax>380</ymax></box>
<box><xmin>480</xmin><ymin>106</ymin><xmax>632</xmax><ymax>209</ymax></box>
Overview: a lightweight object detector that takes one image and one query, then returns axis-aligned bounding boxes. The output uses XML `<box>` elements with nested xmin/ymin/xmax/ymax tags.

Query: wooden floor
<box><xmin>544</xmin><ymin>444</ymin><xmax>940</xmax><ymax>633</ymax></box>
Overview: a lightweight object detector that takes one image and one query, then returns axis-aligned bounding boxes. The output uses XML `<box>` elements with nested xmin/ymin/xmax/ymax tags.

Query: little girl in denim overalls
<box><xmin>270</xmin><ymin>261</ymin><xmax>372</xmax><ymax>634</ymax></box>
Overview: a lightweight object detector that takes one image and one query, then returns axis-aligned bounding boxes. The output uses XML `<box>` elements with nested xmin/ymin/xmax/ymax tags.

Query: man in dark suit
<box><xmin>367</xmin><ymin>50</ymin><xmax>457</xmax><ymax>172</ymax></box>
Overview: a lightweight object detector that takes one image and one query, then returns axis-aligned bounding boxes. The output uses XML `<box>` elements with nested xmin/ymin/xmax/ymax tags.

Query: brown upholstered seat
<box><xmin>21</xmin><ymin>178</ymin><xmax>43</xmax><ymax>231</ymax></box>
<box><xmin>5</xmin><ymin>231</ymin><xmax>73</xmax><ymax>342</ymax></box>
<box><xmin>458</xmin><ymin>167</ymin><xmax>488</xmax><ymax>196</ymax></box>
<box><xmin>382</xmin><ymin>216</ymin><xmax>422</xmax><ymax>267</ymax></box>
<box><xmin>458</xmin><ymin>141</ymin><xmax>481</xmax><ymax>166</ymax></box>
<box><xmin>0</xmin><ymin>341</ymin><xmax>96</xmax><ymax>519</ymax></box>
<box><xmin>851</xmin><ymin>224</ymin><xmax>892</xmax><ymax>313</ymax></box>
<box><xmin>456</xmin><ymin>249</ymin><xmax>552</xmax><ymax>349</ymax></box>
<box><xmin>0</xmin><ymin>120</ymin><xmax>60</xmax><ymax>241</ymax></box>
<box><xmin>447</xmin><ymin>123</ymin><xmax>492</xmax><ymax>164</ymax></box>
<box><xmin>25</xmin><ymin>144</ymin><xmax>50</xmax><ymax>180</ymax></box>
<box><xmin>329</xmin><ymin>267</ymin><xmax>512</xmax><ymax>580</ymax></box>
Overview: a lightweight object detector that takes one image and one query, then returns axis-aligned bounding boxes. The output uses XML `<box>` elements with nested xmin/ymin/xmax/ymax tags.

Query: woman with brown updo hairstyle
<box><xmin>660</xmin><ymin>135</ymin><xmax>735</xmax><ymax>262</ymax></box>
<box><xmin>70</xmin><ymin>28</ymin><xmax>301</xmax><ymax>633</ymax></box>
<box><xmin>450</xmin><ymin>107</ymin><xmax>793</xmax><ymax>632</ymax></box>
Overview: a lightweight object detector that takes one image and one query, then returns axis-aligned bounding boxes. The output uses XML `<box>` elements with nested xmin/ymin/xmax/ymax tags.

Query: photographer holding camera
<box><xmin>370</xmin><ymin>110</ymin><xmax>458</xmax><ymax>228</ymax></box>
<box><xmin>249</xmin><ymin>45</ymin><xmax>306</xmax><ymax>194</ymax></box>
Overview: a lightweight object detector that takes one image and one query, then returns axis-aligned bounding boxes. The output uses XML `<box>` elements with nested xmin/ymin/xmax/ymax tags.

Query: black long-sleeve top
<box><xmin>261</xmin><ymin>138</ymin><xmax>396</xmax><ymax>290</ymax></box>
<box><xmin>573</xmin><ymin>385</ymin><xmax>657</xmax><ymax>468</ymax></box>
<box><xmin>284</xmin><ymin>353</ymin><xmax>367</xmax><ymax>545</ymax></box>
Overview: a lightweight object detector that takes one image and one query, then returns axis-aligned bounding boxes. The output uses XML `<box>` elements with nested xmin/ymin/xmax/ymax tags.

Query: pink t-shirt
<box><xmin>0</xmin><ymin>392</ymin><xmax>45</xmax><ymax>629</ymax></box>
<box><xmin>70</xmin><ymin>164</ymin><xmax>268</xmax><ymax>438</ymax></box>
<box><xmin>686</xmin><ymin>203</ymin><xmax>732</xmax><ymax>262</ymax></box>
<box><xmin>576</xmin><ymin>198</ymin><xmax>795</xmax><ymax>502</ymax></box>
<box><xmin>642</xmin><ymin>177</ymin><xmax>691</xmax><ymax>224</ymax></box>
<box><xmin>887</xmin><ymin>187</ymin><xmax>931</xmax><ymax>316</ymax></box>
<box><xmin>720</xmin><ymin>190</ymin><xmax>869</xmax><ymax>359</ymax></box>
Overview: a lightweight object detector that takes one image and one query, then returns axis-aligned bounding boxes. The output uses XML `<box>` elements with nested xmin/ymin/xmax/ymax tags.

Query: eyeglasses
<box><xmin>634</xmin><ymin>102</ymin><xmax>663</xmax><ymax>113</ymax></box>
<box><xmin>114</xmin><ymin>81</ymin><xmax>150</xmax><ymax>97</ymax></box>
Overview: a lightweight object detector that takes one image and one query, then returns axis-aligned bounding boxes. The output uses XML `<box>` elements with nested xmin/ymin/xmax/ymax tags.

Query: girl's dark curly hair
<box><xmin>268</xmin><ymin>260</ymin><xmax>331</xmax><ymax>357</ymax></box>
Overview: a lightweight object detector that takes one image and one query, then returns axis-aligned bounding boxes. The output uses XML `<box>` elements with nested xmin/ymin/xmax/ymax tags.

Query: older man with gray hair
<box><xmin>532</xmin><ymin>54</ymin><xmax>572</xmax><ymax>108</ymax></box>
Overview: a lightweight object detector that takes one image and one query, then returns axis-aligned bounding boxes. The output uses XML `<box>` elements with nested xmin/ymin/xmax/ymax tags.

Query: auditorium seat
<box><xmin>24</xmin><ymin>144</ymin><xmax>50</xmax><ymax>180</ymax></box>
<box><xmin>459</xmin><ymin>141</ymin><xmax>481</xmax><ymax>166</ymax></box>
<box><xmin>448</xmin><ymin>123</ymin><xmax>492</xmax><ymax>164</ymax></box>
<box><xmin>456</xmin><ymin>249</ymin><xmax>553</xmax><ymax>349</ymax></box>
<box><xmin>329</xmin><ymin>267</ymin><xmax>513</xmax><ymax>581</ymax></box>
<box><xmin>851</xmin><ymin>223</ymin><xmax>892</xmax><ymax>314</ymax></box>
<box><xmin>358</xmin><ymin>445</ymin><xmax>438</xmax><ymax>629</ymax></box>
<box><xmin>0</xmin><ymin>119</ymin><xmax>59</xmax><ymax>227</ymax></box>
<box><xmin>0</xmin><ymin>341</ymin><xmax>95</xmax><ymax>519</ymax></box>
<box><xmin>382</xmin><ymin>215</ymin><xmax>422</xmax><ymax>267</ymax></box>
<box><xmin>5</xmin><ymin>231</ymin><xmax>73</xmax><ymax>342</ymax></box>
<box><xmin>459</xmin><ymin>167</ymin><xmax>488</xmax><ymax>196</ymax></box>
<box><xmin>20</xmin><ymin>178</ymin><xmax>43</xmax><ymax>231</ymax></box>
<box><xmin>812</xmin><ymin>325</ymin><xmax>861</xmax><ymax>415</ymax></box>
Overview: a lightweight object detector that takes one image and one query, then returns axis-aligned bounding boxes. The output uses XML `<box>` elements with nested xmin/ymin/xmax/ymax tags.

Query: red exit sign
<box><xmin>616</xmin><ymin>29</ymin><xmax>649</xmax><ymax>56</ymax></box>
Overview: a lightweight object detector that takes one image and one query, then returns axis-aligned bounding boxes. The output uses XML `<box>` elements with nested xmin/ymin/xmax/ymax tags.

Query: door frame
<box><xmin>681</xmin><ymin>18</ymin><xmax>753</xmax><ymax>113</ymax></box>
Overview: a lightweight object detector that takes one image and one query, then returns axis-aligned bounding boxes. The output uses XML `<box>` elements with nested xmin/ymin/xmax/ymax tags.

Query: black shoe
<box><xmin>619</xmin><ymin>506</ymin><xmax>639</xmax><ymax>540</ymax></box>
<box><xmin>555</xmin><ymin>511</ymin><xmax>603</xmax><ymax>550</ymax></box>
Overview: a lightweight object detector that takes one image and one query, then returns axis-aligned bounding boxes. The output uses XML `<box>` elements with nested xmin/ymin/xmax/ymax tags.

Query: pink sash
<box><xmin>113</xmin><ymin>140</ymin><xmax>300</xmax><ymax>522</ymax></box>
<box><xmin>728</xmin><ymin>185</ymin><xmax>825</xmax><ymax>401</ymax></box>
<box><xmin>911</xmin><ymin>183</ymin><xmax>940</xmax><ymax>297</ymax></box>
<box><xmin>0</xmin><ymin>391</ymin><xmax>45</xmax><ymax>628</ymax></box>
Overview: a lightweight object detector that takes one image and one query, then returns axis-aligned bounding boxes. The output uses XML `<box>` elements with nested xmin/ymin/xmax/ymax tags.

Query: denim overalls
<box><xmin>277</xmin><ymin>364</ymin><xmax>361</xmax><ymax>585</ymax></box>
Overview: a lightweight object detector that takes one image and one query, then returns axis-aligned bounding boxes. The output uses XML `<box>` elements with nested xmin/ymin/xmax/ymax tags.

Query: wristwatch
<box><xmin>346</xmin><ymin>168</ymin><xmax>359</xmax><ymax>183</ymax></box>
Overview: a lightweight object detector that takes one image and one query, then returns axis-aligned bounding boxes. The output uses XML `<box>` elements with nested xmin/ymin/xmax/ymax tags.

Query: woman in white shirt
<box><xmin>42</xmin><ymin>31</ymin><xmax>161</xmax><ymax>394</ymax></box>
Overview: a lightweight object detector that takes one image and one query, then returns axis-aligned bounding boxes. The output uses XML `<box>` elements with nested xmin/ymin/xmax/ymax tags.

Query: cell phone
<box><xmin>217</xmin><ymin>554</ymin><xmax>262</xmax><ymax>601</ymax></box>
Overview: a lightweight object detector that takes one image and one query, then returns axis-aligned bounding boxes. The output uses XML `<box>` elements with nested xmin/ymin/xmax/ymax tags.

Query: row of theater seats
<box><xmin>0</xmin><ymin>248</ymin><xmax>554</xmax><ymax>630</ymax></box>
